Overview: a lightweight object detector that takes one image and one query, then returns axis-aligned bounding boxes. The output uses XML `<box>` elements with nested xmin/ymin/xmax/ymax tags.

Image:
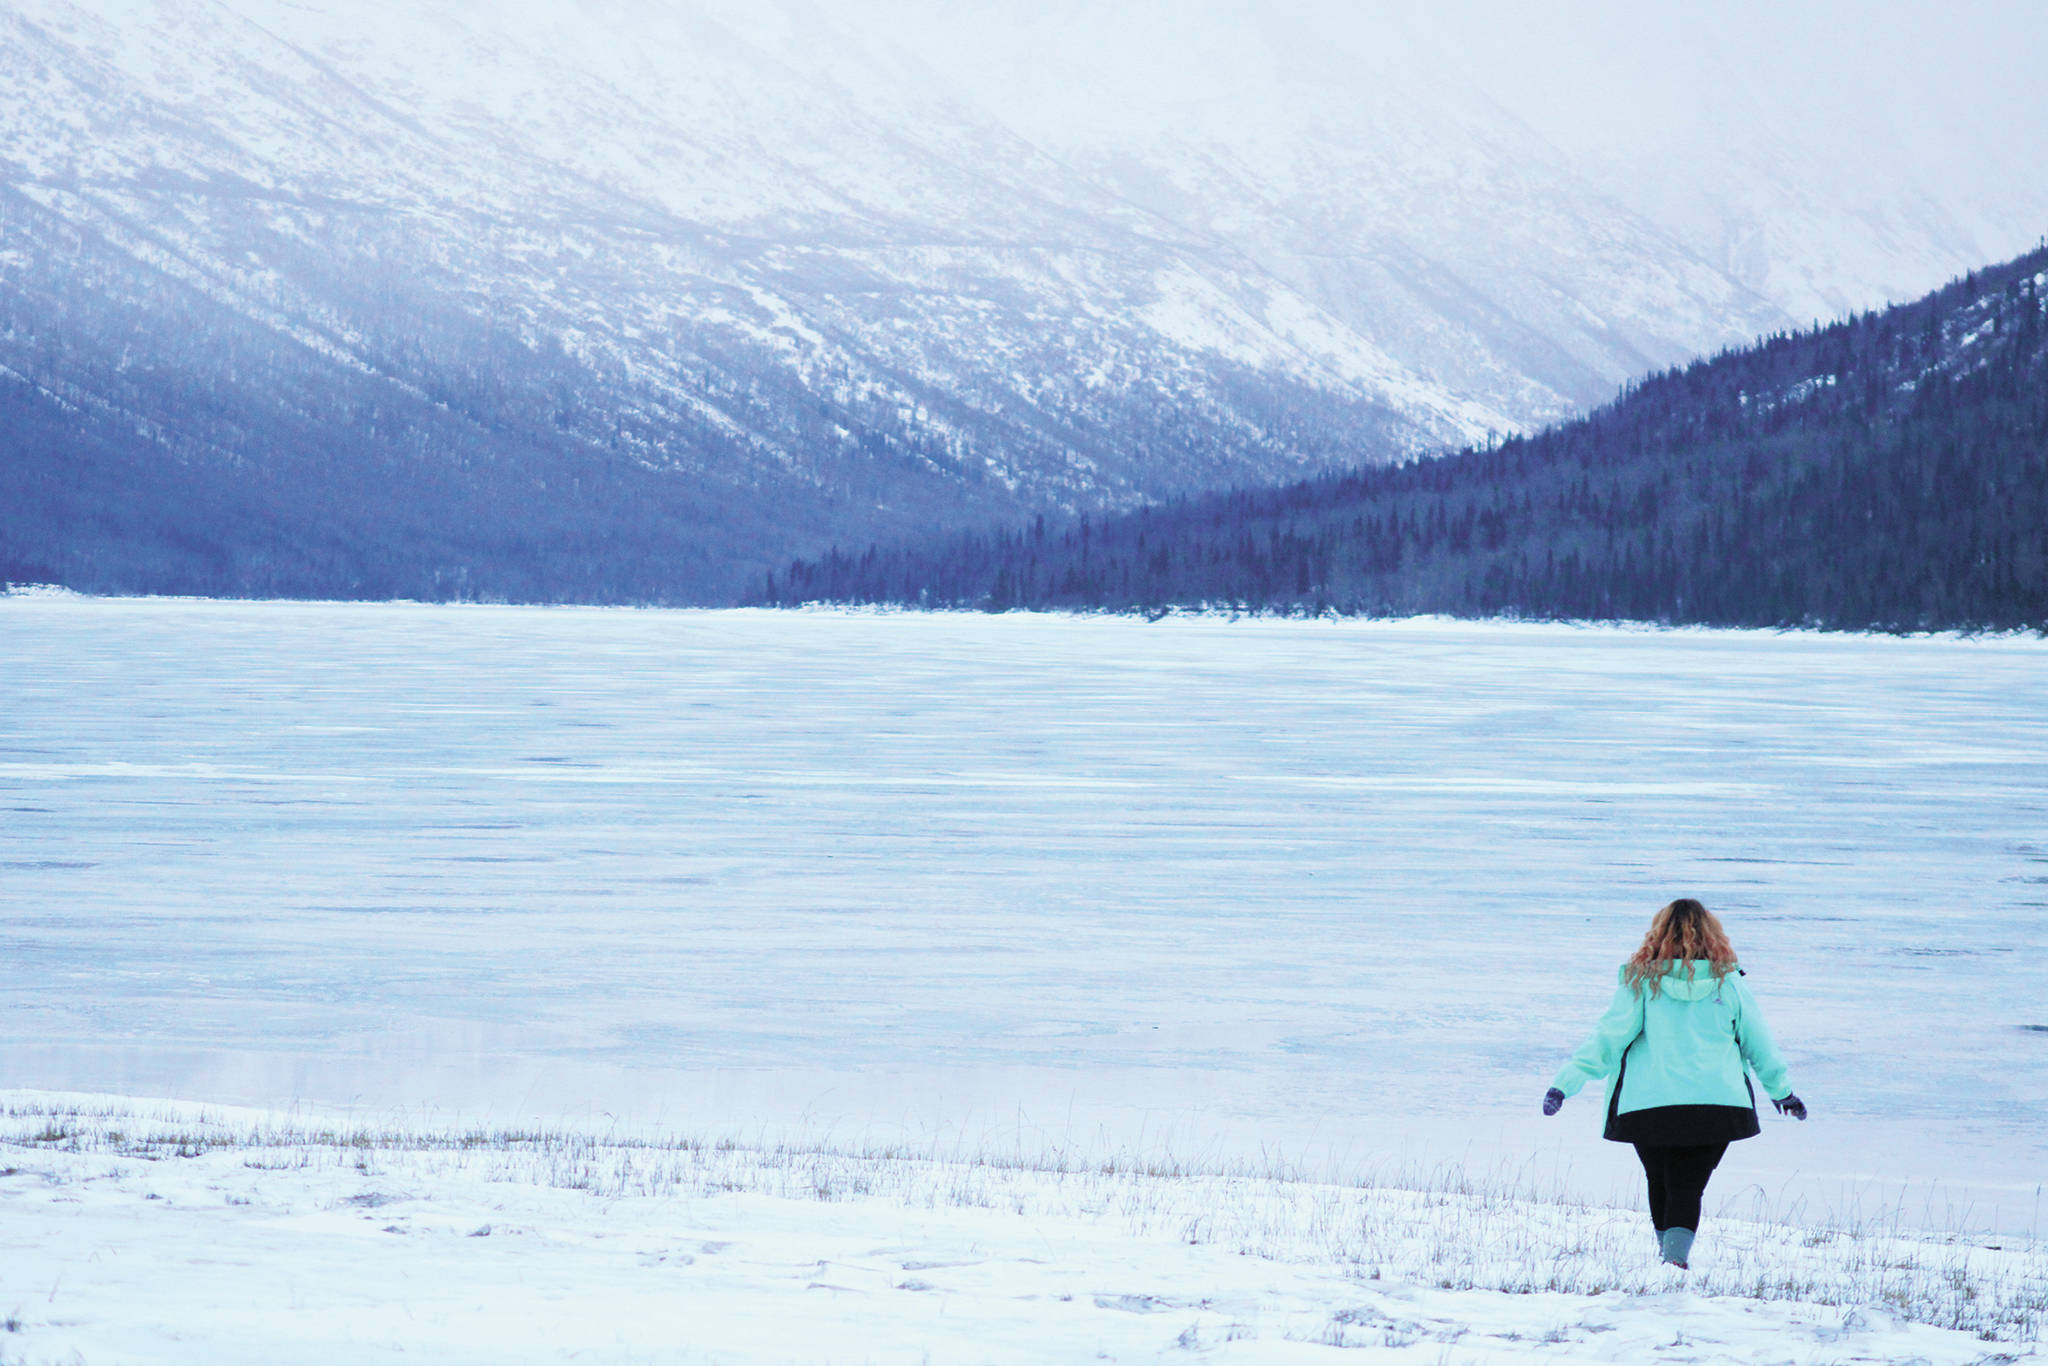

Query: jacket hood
<box><xmin>1621</xmin><ymin>959</ymin><xmax>1736</xmax><ymax>1001</ymax></box>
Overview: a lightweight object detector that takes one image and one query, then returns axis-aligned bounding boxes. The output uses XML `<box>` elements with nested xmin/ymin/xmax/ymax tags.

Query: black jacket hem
<box><xmin>1605</xmin><ymin>1100</ymin><xmax>1761</xmax><ymax>1145</ymax></box>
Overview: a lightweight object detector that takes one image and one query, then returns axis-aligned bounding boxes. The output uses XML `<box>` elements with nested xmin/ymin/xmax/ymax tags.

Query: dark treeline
<box><xmin>764</xmin><ymin>245</ymin><xmax>2048</xmax><ymax>631</ymax></box>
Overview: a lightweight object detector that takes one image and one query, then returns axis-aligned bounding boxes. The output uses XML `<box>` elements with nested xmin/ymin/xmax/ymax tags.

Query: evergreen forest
<box><xmin>764</xmin><ymin>247</ymin><xmax>2048</xmax><ymax>631</ymax></box>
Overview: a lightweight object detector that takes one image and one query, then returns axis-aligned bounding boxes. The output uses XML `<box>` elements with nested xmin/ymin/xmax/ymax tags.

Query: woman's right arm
<box><xmin>1550</xmin><ymin>972</ymin><xmax>1643</xmax><ymax>1098</ymax></box>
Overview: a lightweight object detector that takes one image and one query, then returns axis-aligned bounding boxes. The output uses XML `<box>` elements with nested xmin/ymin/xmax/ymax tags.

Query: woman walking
<box><xmin>1542</xmin><ymin>898</ymin><xmax>1806</xmax><ymax>1269</ymax></box>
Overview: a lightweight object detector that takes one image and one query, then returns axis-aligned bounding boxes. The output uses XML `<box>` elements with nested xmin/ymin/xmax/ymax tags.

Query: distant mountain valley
<box><xmin>3</xmin><ymin>0</ymin><xmax>2045</xmax><ymax>601</ymax></box>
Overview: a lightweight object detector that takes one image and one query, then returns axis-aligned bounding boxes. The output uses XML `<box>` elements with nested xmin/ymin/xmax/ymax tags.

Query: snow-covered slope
<box><xmin>2</xmin><ymin>0</ymin><xmax>2042</xmax><ymax>598</ymax></box>
<box><xmin>874</xmin><ymin>1</ymin><xmax>1786</xmax><ymax>423</ymax></box>
<box><xmin>6</xmin><ymin>1093</ymin><xmax>2042</xmax><ymax>1364</ymax></box>
<box><xmin>0</xmin><ymin>0</ymin><xmax>1502</xmax><ymax>496</ymax></box>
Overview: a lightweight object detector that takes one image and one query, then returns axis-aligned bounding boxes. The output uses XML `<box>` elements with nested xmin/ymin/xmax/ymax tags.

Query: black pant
<box><xmin>1632</xmin><ymin>1142</ymin><xmax>1728</xmax><ymax>1232</ymax></box>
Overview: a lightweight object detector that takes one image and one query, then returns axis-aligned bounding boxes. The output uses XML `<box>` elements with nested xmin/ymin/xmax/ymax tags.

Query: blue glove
<box><xmin>1542</xmin><ymin>1087</ymin><xmax>1565</xmax><ymax>1116</ymax></box>
<box><xmin>1772</xmin><ymin>1093</ymin><xmax>1807</xmax><ymax>1121</ymax></box>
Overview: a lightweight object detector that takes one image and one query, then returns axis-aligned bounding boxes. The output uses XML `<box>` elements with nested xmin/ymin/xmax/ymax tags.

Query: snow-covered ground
<box><xmin>2</xmin><ymin>599</ymin><xmax>2046</xmax><ymax>1358</ymax></box>
<box><xmin>2</xmin><ymin>1091</ymin><xmax>2041</xmax><ymax>1364</ymax></box>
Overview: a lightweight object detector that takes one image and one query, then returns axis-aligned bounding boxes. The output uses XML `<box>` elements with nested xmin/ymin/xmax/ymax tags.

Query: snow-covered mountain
<box><xmin>2</xmin><ymin>0</ymin><xmax>2042</xmax><ymax>599</ymax></box>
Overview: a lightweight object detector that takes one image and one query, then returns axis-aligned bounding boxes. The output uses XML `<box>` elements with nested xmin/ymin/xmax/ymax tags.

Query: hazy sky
<box><xmin>855</xmin><ymin>1</ymin><xmax>2048</xmax><ymax>164</ymax></box>
<box><xmin>829</xmin><ymin>0</ymin><xmax>2048</xmax><ymax>312</ymax></box>
<box><xmin>45</xmin><ymin>0</ymin><xmax>2045</xmax><ymax>316</ymax></box>
<box><xmin>1432</xmin><ymin>2</ymin><xmax>2045</xmax><ymax>166</ymax></box>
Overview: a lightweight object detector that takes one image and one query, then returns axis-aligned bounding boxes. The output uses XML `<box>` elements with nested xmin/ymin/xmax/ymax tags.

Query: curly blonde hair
<box><xmin>1625</xmin><ymin>897</ymin><xmax>1738</xmax><ymax>996</ymax></box>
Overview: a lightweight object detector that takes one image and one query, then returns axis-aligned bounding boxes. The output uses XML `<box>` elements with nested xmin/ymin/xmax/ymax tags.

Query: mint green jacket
<box><xmin>1553</xmin><ymin>961</ymin><xmax>1792</xmax><ymax>1114</ymax></box>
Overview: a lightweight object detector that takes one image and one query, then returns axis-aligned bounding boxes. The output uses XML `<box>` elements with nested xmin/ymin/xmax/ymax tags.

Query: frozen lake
<box><xmin>3</xmin><ymin>599</ymin><xmax>2045</xmax><ymax>1230</ymax></box>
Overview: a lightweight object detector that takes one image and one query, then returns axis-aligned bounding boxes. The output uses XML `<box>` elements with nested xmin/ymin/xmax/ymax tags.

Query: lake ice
<box><xmin>3</xmin><ymin>599</ymin><xmax>2045</xmax><ymax>1232</ymax></box>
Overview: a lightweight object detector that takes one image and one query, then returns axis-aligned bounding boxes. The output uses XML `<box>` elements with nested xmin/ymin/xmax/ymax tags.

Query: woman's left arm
<box><xmin>1732</xmin><ymin>976</ymin><xmax>1794</xmax><ymax>1101</ymax></box>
